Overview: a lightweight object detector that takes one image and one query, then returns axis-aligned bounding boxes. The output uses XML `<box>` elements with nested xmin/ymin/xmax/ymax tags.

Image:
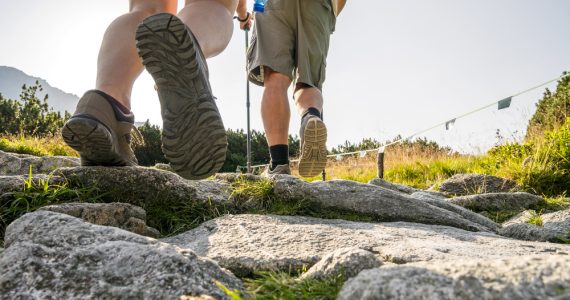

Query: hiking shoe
<box><xmin>298</xmin><ymin>116</ymin><xmax>327</xmax><ymax>177</ymax></box>
<box><xmin>261</xmin><ymin>164</ymin><xmax>292</xmax><ymax>177</ymax></box>
<box><xmin>61</xmin><ymin>90</ymin><xmax>140</xmax><ymax>166</ymax></box>
<box><xmin>135</xmin><ymin>13</ymin><xmax>227</xmax><ymax>180</ymax></box>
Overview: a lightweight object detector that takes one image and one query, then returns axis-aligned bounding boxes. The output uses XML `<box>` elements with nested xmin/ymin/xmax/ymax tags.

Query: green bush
<box><xmin>133</xmin><ymin>120</ymin><xmax>167</xmax><ymax>166</ymax></box>
<box><xmin>527</xmin><ymin>72</ymin><xmax>569</xmax><ymax>137</ymax></box>
<box><xmin>0</xmin><ymin>82</ymin><xmax>70</xmax><ymax>136</ymax></box>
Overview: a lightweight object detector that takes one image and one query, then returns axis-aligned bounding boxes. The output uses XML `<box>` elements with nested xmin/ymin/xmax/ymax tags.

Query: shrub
<box><xmin>0</xmin><ymin>82</ymin><xmax>70</xmax><ymax>136</ymax></box>
<box><xmin>527</xmin><ymin>72</ymin><xmax>569</xmax><ymax>137</ymax></box>
<box><xmin>133</xmin><ymin>120</ymin><xmax>167</xmax><ymax>166</ymax></box>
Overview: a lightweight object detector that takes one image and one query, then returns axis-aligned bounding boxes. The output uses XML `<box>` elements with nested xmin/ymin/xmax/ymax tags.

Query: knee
<box><xmin>264</xmin><ymin>70</ymin><xmax>291</xmax><ymax>96</ymax></box>
<box><xmin>130</xmin><ymin>0</ymin><xmax>177</xmax><ymax>16</ymax></box>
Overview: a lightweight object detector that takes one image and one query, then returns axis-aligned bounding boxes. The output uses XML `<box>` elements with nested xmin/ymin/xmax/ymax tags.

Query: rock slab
<box><xmin>164</xmin><ymin>214</ymin><xmax>570</xmax><ymax>276</ymax></box>
<box><xmin>449</xmin><ymin>192</ymin><xmax>544</xmax><ymax>212</ymax></box>
<box><xmin>0</xmin><ymin>150</ymin><xmax>79</xmax><ymax>176</ymax></box>
<box><xmin>338</xmin><ymin>255</ymin><xmax>570</xmax><ymax>300</ymax></box>
<box><xmin>273</xmin><ymin>176</ymin><xmax>490</xmax><ymax>232</ymax></box>
<box><xmin>0</xmin><ymin>211</ymin><xmax>242</xmax><ymax>299</ymax></box>
<box><xmin>39</xmin><ymin>202</ymin><xmax>160</xmax><ymax>238</ymax></box>
<box><xmin>437</xmin><ymin>173</ymin><xmax>518</xmax><ymax>196</ymax></box>
<box><xmin>300</xmin><ymin>247</ymin><xmax>382</xmax><ymax>281</ymax></box>
<box><xmin>55</xmin><ymin>166</ymin><xmax>232</xmax><ymax>206</ymax></box>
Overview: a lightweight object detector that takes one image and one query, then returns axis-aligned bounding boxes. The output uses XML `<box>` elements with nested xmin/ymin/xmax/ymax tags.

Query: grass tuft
<box><xmin>0</xmin><ymin>169</ymin><xmax>105</xmax><ymax>247</ymax></box>
<box><xmin>526</xmin><ymin>210</ymin><xmax>544</xmax><ymax>227</ymax></box>
<box><xmin>0</xmin><ymin>135</ymin><xmax>78</xmax><ymax>157</ymax></box>
<box><xmin>242</xmin><ymin>272</ymin><xmax>344</xmax><ymax>300</ymax></box>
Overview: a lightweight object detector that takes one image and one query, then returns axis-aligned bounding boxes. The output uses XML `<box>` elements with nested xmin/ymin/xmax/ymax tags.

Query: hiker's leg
<box><xmin>294</xmin><ymin>83</ymin><xmax>324</xmax><ymax>116</ymax></box>
<box><xmin>178</xmin><ymin>0</ymin><xmax>238</xmax><ymax>58</ymax></box>
<box><xmin>262</xmin><ymin>68</ymin><xmax>292</xmax><ymax>146</ymax></box>
<box><xmin>96</xmin><ymin>0</ymin><xmax>177</xmax><ymax>109</ymax></box>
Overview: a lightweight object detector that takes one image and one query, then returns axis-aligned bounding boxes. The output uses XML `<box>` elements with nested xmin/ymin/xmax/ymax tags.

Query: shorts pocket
<box><xmin>320</xmin><ymin>0</ymin><xmax>336</xmax><ymax>32</ymax></box>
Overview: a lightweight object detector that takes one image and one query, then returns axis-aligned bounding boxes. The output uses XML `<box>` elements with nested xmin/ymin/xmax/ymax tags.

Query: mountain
<box><xmin>0</xmin><ymin>66</ymin><xmax>79</xmax><ymax>114</ymax></box>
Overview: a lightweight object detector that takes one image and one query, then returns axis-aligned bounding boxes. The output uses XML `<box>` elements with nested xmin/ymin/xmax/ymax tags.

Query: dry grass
<box><xmin>0</xmin><ymin>134</ymin><xmax>78</xmax><ymax>157</ymax></box>
<box><xmin>291</xmin><ymin>145</ymin><xmax>459</xmax><ymax>186</ymax></box>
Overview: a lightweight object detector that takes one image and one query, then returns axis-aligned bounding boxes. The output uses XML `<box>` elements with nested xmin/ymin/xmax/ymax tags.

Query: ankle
<box><xmin>301</xmin><ymin>107</ymin><xmax>321</xmax><ymax>123</ymax></box>
<box><xmin>269</xmin><ymin>144</ymin><xmax>289</xmax><ymax>169</ymax></box>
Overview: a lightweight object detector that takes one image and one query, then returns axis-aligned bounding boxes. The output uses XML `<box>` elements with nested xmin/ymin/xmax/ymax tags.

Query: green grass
<box><xmin>217</xmin><ymin>271</ymin><xmax>345</xmax><ymax>300</ymax></box>
<box><xmin>0</xmin><ymin>169</ymin><xmax>105</xmax><ymax>247</ymax></box>
<box><xmin>526</xmin><ymin>210</ymin><xmax>544</xmax><ymax>227</ymax></box>
<box><xmin>384</xmin><ymin>156</ymin><xmax>484</xmax><ymax>189</ymax></box>
<box><xmin>0</xmin><ymin>135</ymin><xmax>77</xmax><ymax>157</ymax></box>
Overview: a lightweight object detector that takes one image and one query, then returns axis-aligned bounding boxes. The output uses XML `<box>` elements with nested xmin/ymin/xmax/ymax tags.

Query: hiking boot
<box><xmin>135</xmin><ymin>13</ymin><xmax>227</xmax><ymax>180</ymax></box>
<box><xmin>261</xmin><ymin>164</ymin><xmax>292</xmax><ymax>177</ymax></box>
<box><xmin>298</xmin><ymin>116</ymin><xmax>327</xmax><ymax>177</ymax></box>
<box><xmin>61</xmin><ymin>90</ymin><xmax>140</xmax><ymax>166</ymax></box>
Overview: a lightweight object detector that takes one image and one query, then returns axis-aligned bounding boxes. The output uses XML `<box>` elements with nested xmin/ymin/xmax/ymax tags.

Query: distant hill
<box><xmin>0</xmin><ymin>66</ymin><xmax>79</xmax><ymax>114</ymax></box>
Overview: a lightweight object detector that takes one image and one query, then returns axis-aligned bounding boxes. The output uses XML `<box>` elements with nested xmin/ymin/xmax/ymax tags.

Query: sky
<box><xmin>1</xmin><ymin>0</ymin><xmax>570</xmax><ymax>154</ymax></box>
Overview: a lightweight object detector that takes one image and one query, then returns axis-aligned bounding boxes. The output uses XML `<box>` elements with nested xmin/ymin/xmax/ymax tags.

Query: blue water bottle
<box><xmin>253</xmin><ymin>0</ymin><xmax>267</xmax><ymax>13</ymax></box>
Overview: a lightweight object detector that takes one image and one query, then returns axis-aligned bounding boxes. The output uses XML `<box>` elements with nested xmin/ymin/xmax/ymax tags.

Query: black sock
<box><xmin>91</xmin><ymin>90</ymin><xmax>131</xmax><ymax>115</ymax></box>
<box><xmin>301</xmin><ymin>107</ymin><xmax>321</xmax><ymax>124</ymax></box>
<box><xmin>269</xmin><ymin>144</ymin><xmax>289</xmax><ymax>169</ymax></box>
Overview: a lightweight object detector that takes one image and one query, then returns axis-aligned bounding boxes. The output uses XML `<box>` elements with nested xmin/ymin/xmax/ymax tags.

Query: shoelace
<box><xmin>127</xmin><ymin>126</ymin><xmax>145</xmax><ymax>147</ymax></box>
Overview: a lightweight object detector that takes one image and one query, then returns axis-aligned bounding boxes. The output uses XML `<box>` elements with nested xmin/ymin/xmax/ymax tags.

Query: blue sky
<box><xmin>1</xmin><ymin>0</ymin><xmax>569</xmax><ymax>153</ymax></box>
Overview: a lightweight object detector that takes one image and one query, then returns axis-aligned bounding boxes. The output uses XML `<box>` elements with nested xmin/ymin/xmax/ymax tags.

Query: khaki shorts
<box><xmin>247</xmin><ymin>0</ymin><xmax>336</xmax><ymax>90</ymax></box>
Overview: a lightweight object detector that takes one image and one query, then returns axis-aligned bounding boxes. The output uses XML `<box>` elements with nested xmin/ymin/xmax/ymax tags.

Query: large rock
<box><xmin>499</xmin><ymin>223</ymin><xmax>568</xmax><ymax>242</ymax></box>
<box><xmin>39</xmin><ymin>202</ymin><xmax>160</xmax><ymax>238</ymax></box>
<box><xmin>436</xmin><ymin>173</ymin><xmax>518</xmax><ymax>196</ymax></box>
<box><xmin>0</xmin><ymin>174</ymin><xmax>65</xmax><ymax>194</ymax></box>
<box><xmin>367</xmin><ymin>178</ymin><xmax>421</xmax><ymax>194</ymax></box>
<box><xmin>273</xmin><ymin>176</ymin><xmax>489</xmax><ymax>232</ymax></box>
<box><xmin>0</xmin><ymin>150</ymin><xmax>79</xmax><ymax>176</ymax></box>
<box><xmin>411</xmin><ymin>191</ymin><xmax>499</xmax><ymax>232</ymax></box>
<box><xmin>54</xmin><ymin>166</ymin><xmax>232</xmax><ymax>206</ymax></box>
<box><xmin>164</xmin><ymin>214</ymin><xmax>570</xmax><ymax>276</ymax></box>
<box><xmin>542</xmin><ymin>209</ymin><xmax>570</xmax><ymax>234</ymax></box>
<box><xmin>449</xmin><ymin>192</ymin><xmax>544</xmax><ymax>212</ymax></box>
<box><xmin>0</xmin><ymin>211</ymin><xmax>242</xmax><ymax>299</ymax></box>
<box><xmin>338</xmin><ymin>255</ymin><xmax>570</xmax><ymax>300</ymax></box>
<box><xmin>299</xmin><ymin>247</ymin><xmax>383</xmax><ymax>281</ymax></box>
<box><xmin>499</xmin><ymin>209</ymin><xmax>570</xmax><ymax>242</ymax></box>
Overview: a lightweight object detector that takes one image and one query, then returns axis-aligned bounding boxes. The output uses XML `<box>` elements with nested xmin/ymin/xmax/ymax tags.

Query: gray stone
<box><xmin>498</xmin><ymin>223</ymin><xmax>568</xmax><ymax>242</ymax></box>
<box><xmin>0</xmin><ymin>150</ymin><xmax>79</xmax><ymax>176</ymax></box>
<box><xmin>164</xmin><ymin>214</ymin><xmax>570</xmax><ymax>276</ymax></box>
<box><xmin>502</xmin><ymin>210</ymin><xmax>535</xmax><ymax>226</ymax></box>
<box><xmin>273</xmin><ymin>176</ymin><xmax>489</xmax><ymax>232</ymax></box>
<box><xmin>367</xmin><ymin>178</ymin><xmax>421</xmax><ymax>194</ymax></box>
<box><xmin>1</xmin><ymin>211</ymin><xmax>242</xmax><ymax>299</ymax></box>
<box><xmin>39</xmin><ymin>202</ymin><xmax>160</xmax><ymax>238</ymax></box>
<box><xmin>449</xmin><ymin>192</ymin><xmax>544</xmax><ymax>212</ymax></box>
<box><xmin>499</xmin><ymin>209</ymin><xmax>570</xmax><ymax>242</ymax></box>
<box><xmin>338</xmin><ymin>255</ymin><xmax>570</xmax><ymax>300</ymax></box>
<box><xmin>0</xmin><ymin>174</ymin><xmax>65</xmax><ymax>194</ymax></box>
<box><xmin>411</xmin><ymin>191</ymin><xmax>500</xmax><ymax>232</ymax></box>
<box><xmin>54</xmin><ymin>166</ymin><xmax>232</xmax><ymax>206</ymax></box>
<box><xmin>436</xmin><ymin>173</ymin><xmax>519</xmax><ymax>196</ymax></box>
<box><xmin>542</xmin><ymin>209</ymin><xmax>570</xmax><ymax>234</ymax></box>
<box><xmin>300</xmin><ymin>247</ymin><xmax>382</xmax><ymax>281</ymax></box>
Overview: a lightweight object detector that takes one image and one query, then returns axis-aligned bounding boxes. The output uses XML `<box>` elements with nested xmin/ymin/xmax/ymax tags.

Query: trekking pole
<box><xmin>235</xmin><ymin>14</ymin><xmax>253</xmax><ymax>174</ymax></box>
<box><xmin>245</xmin><ymin>29</ymin><xmax>252</xmax><ymax>174</ymax></box>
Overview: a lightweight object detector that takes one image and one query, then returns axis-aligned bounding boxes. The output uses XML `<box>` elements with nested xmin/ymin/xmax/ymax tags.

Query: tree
<box><xmin>527</xmin><ymin>72</ymin><xmax>570</xmax><ymax>137</ymax></box>
<box><xmin>133</xmin><ymin>120</ymin><xmax>168</xmax><ymax>166</ymax></box>
<box><xmin>0</xmin><ymin>81</ymin><xmax>70</xmax><ymax>136</ymax></box>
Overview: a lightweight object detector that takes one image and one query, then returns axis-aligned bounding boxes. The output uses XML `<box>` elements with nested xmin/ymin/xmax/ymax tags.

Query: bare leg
<box><xmin>262</xmin><ymin>69</ymin><xmax>292</xmax><ymax>146</ymax></box>
<box><xmin>178</xmin><ymin>0</ymin><xmax>238</xmax><ymax>58</ymax></box>
<box><xmin>294</xmin><ymin>83</ymin><xmax>324</xmax><ymax>116</ymax></box>
<box><xmin>95</xmin><ymin>0</ymin><xmax>177</xmax><ymax>109</ymax></box>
